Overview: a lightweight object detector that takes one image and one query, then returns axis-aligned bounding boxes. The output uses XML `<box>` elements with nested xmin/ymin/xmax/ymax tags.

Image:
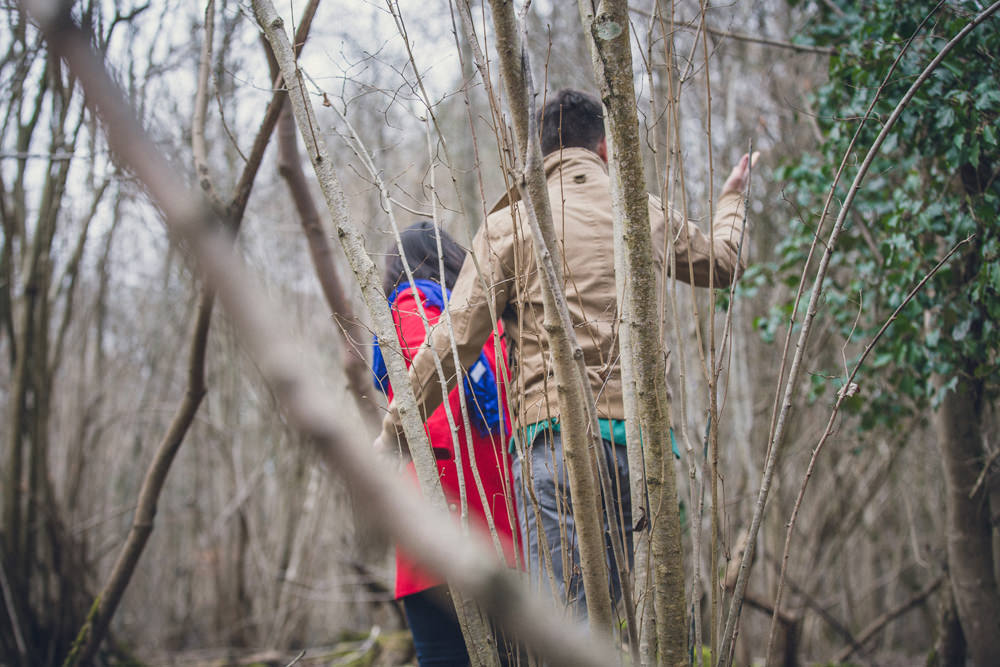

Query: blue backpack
<box><xmin>372</xmin><ymin>279</ymin><xmax>503</xmax><ymax>438</ymax></box>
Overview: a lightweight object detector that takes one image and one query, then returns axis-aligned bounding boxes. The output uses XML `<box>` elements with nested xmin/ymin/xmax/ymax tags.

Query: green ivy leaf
<box><xmin>768</xmin><ymin>0</ymin><xmax>1000</xmax><ymax>428</ymax></box>
<box><xmin>938</xmin><ymin>106</ymin><xmax>957</xmax><ymax>129</ymax></box>
<box><xmin>984</xmin><ymin>124</ymin><xmax>997</xmax><ymax>146</ymax></box>
<box><xmin>926</xmin><ymin>328</ymin><xmax>941</xmax><ymax>348</ymax></box>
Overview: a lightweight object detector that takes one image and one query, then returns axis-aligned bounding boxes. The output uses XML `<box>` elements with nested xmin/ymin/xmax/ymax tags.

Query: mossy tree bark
<box><xmin>934</xmin><ymin>368</ymin><xmax>1000</xmax><ymax>666</ymax></box>
<box><xmin>485</xmin><ymin>0</ymin><xmax>616</xmax><ymax>636</ymax></box>
<box><xmin>579</xmin><ymin>1</ymin><xmax>687</xmax><ymax>663</ymax></box>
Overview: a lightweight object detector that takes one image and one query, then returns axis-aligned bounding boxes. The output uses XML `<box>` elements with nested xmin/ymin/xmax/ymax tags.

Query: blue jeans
<box><xmin>513</xmin><ymin>429</ymin><xmax>633</xmax><ymax>617</ymax></box>
<box><xmin>402</xmin><ymin>586</ymin><xmax>469</xmax><ymax>667</ymax></box>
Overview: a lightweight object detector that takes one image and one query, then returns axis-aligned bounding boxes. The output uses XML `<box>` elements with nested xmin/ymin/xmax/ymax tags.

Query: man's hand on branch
<box><xmin>722</xmin><ymin>151</ymin><xmax>761</xmax><ymax>197</ymax></box>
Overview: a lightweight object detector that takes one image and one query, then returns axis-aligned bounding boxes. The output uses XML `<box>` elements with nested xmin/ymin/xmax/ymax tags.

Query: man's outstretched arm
<box><xmin>661</xmin><ymin>151</ymin><xmax>760</xmax><ymax>288</ymax></box>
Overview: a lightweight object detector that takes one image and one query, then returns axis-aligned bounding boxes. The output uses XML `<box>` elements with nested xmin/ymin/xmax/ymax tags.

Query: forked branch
<box><xmin>34</xmin><ymin>6</ymin><xmax>620</xmax><ymax>666</ymax></box>
<box><xmin>58</xmin><ymin>1</ymin><xmax>321</xmax><ymax>662</ymax></box>
<box><xmin>719</xmin><ymin>3</ymin><xmax>1000</xmax><ymax>664</ymax></box>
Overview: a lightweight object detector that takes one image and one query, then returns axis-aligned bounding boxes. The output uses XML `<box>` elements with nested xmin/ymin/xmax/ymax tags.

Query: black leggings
<box><xmin>402</xmin><ymin>586</ymin><xmax>469</xmax><ymax>667</ymax></box>
<box><xmin>401</xmin><ymin>586</ymin><xmax>524</xmax><ymax>666</ymax></box>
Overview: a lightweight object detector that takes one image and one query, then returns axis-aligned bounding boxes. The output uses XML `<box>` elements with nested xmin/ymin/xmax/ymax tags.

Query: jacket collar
<box><xmin>488</xmin><ymin>147</ymin><xmax>608</xmax><ymax>215</ymax></box>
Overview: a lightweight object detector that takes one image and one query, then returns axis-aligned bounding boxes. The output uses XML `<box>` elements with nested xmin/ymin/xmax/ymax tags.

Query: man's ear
<box><xmin>597</xmin><ymin>137</ymin><xmax>608</xmax><ymax>163</ymax></box>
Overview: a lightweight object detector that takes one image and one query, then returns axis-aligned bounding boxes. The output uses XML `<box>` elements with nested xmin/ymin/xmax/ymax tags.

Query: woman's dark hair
<box><xmin>383</xmin><ymin>221</ymin><xmax>468</xmax><ymax>295</ymax></box>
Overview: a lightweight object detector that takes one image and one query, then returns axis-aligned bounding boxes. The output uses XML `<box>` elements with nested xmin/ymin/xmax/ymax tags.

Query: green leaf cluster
<box><xmin>768</xmin><ymin>0</ymin><xmax>1000</xmax><ymax>429</ymax></box>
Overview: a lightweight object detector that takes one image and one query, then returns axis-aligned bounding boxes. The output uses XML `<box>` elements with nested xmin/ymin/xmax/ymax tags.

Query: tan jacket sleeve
<box><xmin>652</xmin><ymin>190</ymin><xmax>749</xmax><ymax>288</ymax></box>
<box><xmin>385</xmin><ymin>215</ymin><xmax>516</xmax><ymax>433</ymax></box>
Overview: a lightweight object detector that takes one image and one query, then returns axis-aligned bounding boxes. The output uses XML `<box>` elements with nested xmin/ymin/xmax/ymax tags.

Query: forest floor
<box><xmin>141</xmin><ymin>629</ymin><xmax>416</xmax><ymax>667</ymax></box>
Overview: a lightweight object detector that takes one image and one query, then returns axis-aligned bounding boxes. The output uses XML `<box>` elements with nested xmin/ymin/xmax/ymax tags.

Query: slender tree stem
<box><xmin>487</xmin><ymin>0</ymin><xmax>615</xmax><ymax>634</ymax></box>
<box><xmin>763</xmin><ymin>235</ymin><xmax>972</xmax><ymax>663</ymax></box>
<box><xmin>32</xmin><ymin>7</ymin><xmax>623</xmax><ymax>664</ymax></box>
<box><xmin>719</xmin><ymin>3</ymin><xmax>1000</xmax><ymax>663</ymax></box>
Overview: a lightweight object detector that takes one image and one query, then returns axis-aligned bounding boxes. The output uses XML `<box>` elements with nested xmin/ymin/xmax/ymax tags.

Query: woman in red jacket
<box><xmin>372</xmin><ymin>221</ymin><xmax>519</xmax><ymax>666</ymax></box>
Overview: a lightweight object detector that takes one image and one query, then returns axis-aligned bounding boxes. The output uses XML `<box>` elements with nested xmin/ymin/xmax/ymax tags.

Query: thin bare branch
<box><xmin>192</xmin><ymin>0</ymin><xmax>226</xmax><ymax>211</ymax></box>
<box><xmin>764</xmin><ymin>235</ymin><xmax>973</xmax><ymax>664</ymax></box>
<box><xmin>832</xmin><ymin>574</ymin><xmax>945</xmax><ymax>663</ymax></box>
<box><xmin>33</xmin><ymin>7</ymin><xmax>621</xmax><ymax>665</ymax></box>
<box><xmin>970</xmin><ymin>446</ymin><xmax>1000</xmax><ymax>499</ymax></box>
<box><xmin>580</xmin><ymin>0</ymin><xmax>683</xmax><ymax>659</ymax></box>
<box><xmin>0</xmin><ymin>553</ymin><xmax>27</xmax><ymax>661</ymax></box>
<box><xmin>718</xmin><ymin>3</ymin><xmax>982</xmax><ymax>661</ymax></box>
<box><xmin>629</xmin><ymin>7</ymin><xmax>836</xmax><ymax>56</ymax></box>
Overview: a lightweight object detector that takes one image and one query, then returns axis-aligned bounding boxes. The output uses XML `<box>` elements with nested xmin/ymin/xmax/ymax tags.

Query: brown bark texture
<box><xmin>934</xmin><ymin>371</ymin><xmax>1000</xmax><ymax>667</ymax></box>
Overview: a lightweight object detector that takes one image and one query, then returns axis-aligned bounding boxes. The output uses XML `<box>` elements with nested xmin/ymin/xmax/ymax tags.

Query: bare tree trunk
<box><xmin>485</xmin><ymin>0</ymin><xmax>616</xmax><ymax>636</ymax></box>
<box><xmin>452</xmin><ymin>16</ymin><xmax>484</xmax><ymax>237</ymax></box>
<box><xmin>579</xmin><ymin>1</ymin><xmax>686</xmax><ymax>662</ymax></box>
<box><xmin>933</xmin><ymin>371</ymin><xmax>1000</xmax><ymax>666</ymax></box>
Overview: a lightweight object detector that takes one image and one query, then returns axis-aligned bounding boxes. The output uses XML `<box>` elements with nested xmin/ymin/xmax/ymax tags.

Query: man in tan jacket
<box><xmin>376</xmin><ymin>89</ymin><xmax>755</xmax><ymax>616</ymax></box>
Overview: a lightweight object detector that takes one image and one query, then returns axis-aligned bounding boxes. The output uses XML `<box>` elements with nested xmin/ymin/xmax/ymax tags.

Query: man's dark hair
<box><xmin>537</xmin><ymin>89</ymin><xmax>604</xmax><ymax>156</ymax></box>
<box><xmin>383</xmin><ymin>220</ymin><xmax>467</xmax><ymax>295</ymax></box>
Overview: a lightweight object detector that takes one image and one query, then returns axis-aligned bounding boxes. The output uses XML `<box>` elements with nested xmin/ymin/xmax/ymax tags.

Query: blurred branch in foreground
<box><xmin>29</xmin><ymin>2</ymin><xmax>619</xmax><ymax>666</ymax></box>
